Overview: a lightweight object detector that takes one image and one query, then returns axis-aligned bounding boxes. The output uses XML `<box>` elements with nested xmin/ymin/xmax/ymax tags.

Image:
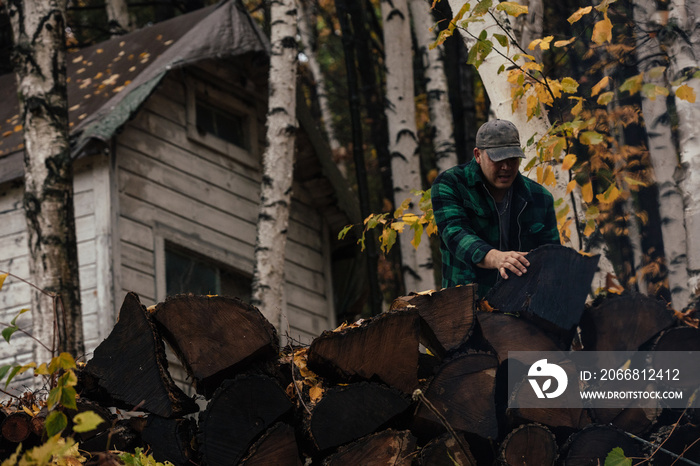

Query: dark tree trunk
<box><xmin>498</xmin><ymin>424</ymin><xmax>558</xmax><ymax>466</ymax></box>
<box><xmin>563</xmin><ymin>425</ymin><xmax>642</xmax><ymax>466</ymax></box>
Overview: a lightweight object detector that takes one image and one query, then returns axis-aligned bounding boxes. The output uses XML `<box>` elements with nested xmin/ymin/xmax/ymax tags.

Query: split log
<box><xmin>152</xmin><ymin>295</ymin><xmax>279</xmax><ymax>397</ymax></box>
<box><xmin>507</xmin><ymin>356</ymin><xmax>590</xmax><ymax>430</ymax></box>
<box><xmin>497</xmin><ymin>423</ymin><xmax>557</xmax><ymax>466</ymax></box>
<box><xmin>476</xmin><ymin>311</ymin><xmax>562</xmax><ymax>361</ymax></box>
<box><xmin>240</xmin><ymin>422</ymin><xmax>301</xmax><ymax>466</ymax></box>
<box><xmin>484</xmin><ymin>244</ymin><xmax>599</xmax><ymax>339</ymax></box>
<box><xmin>308</xmin><ymin>382</ymin><xmax>410</xmax><ymax>452</ymax></box>
<box><xmin>390</xmin><ymin>285</ymin><xmax>477</xmax><ymax>355</ymax></box>
<box><xmin>562</xmin><ymin>424</ymin><xmax>642</xmax><ymax>466</ymax></box>
<box><xmin>413</xmin><ymin>353</ymin><xmax>499</xmax><ymax>439</ymax></box>
<box><xmin>198</xmin><ymin>374</ymin><xmax>293</xmax><ymax>466</ymax></box>
<box><xmin>141</xmin><ymin>416</ymin><xmax>197</xmax><ymax>466</ymax></box>
<box><xmin>418</xmin><ymin>432</ymin><xmax>478</xmax><ymax>466</ymax></box>
<box><xmin>85</xmin><ymin>292</ymin><xmax>198</xmax><ymax>418</ymax></box>
<box><xmin>322</xmin><ymin>429</ymin><xmax>416</xmax><ymax>466</ymax></box>
<box><xmin>65</xmin><ymin>400</ymin><xmax>113</xmax><ymax>452</ymax></box>
<box><xmin>307</xmin><ymin>310</ymin><xmax>421</xmax><ymax>394</ymax></box>
<box><xmin>589</xmin><ymin>405</ymin><xmax>658</xmax><ymax>435</ymax></box>
<box><xmin>579</xmin><ymin>294</ymin><xmax>676</xmax><ymax>353</ymax></box>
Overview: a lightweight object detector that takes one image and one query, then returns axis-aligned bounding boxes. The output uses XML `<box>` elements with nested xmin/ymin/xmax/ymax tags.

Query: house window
<box><xmin>165</xmin><ymin>244</ymin><xmax>252</xmax><ymax>303</ymax></box>
<box><xmin>195</xmin><ymin>101</ymin><xmax>248</xmax><ymax>150</ymax></box>
<box><xmin>185</xmin><ymin>75</ymin><xmax>260</xmax><ymax>169</ymax></box>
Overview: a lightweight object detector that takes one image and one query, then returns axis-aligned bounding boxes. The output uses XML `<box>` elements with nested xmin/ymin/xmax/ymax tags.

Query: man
<box><xmin>431</xmin><ymin>119</ymin><xmax>560</xmax><ymax>296</ymax></box>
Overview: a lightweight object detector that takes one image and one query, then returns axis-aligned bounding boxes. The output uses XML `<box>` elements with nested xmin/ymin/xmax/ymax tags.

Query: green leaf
<box><xmin>561</xmin><ymin>77</ymin><xmax>579</xmax><ymax>93</ymax></box>
<box><xmin>493</xmin><ymin>33</ymin><xmax>508</xmax><ymax>48</ymax></box>
<box><xmin>73</xmin><ymin>411</ymin><xmax>106</xmax><ymax>433</ymax></box>
<box><xmin>524</xmin><ymin>157</ymin><xmax>538</xmax><ymax>171</ymax></box>
<box><xmin>48</xmin><ymin>387</ymin><xmax>62</xmax><ymax>409</ymax></box>
<box><xmin>9</xmin><ymin>308</ymin><xmax>29</xmax><ymax>326</ymax></box>
<box><xmin>580</xmin><ymin>131</ymin><xmax>605</xmax><ymax>145</ymax></box>
<box><xmin>5</xmin><ymin>365</ymin><xmax>21</xmax><ymax>387</ymax></box>
<box><xmin>49</xmin><ymin>352</ymin><xmax>77</xmax><ymax>373</ymax></box>
<box><xmin>60</xmin><ymin>386</ymin><xmax>78</xmax><ymax>410</ymax></box>
<box><xmin>604</xmin><ymin>447</ymin><xmax>632</xmax><ymax>466</ymax></box>
<box><xmin>0</xmin><ymin>273</ymin><xmax>7</xmax><ymax>291</ymax></box>
<box><xmin>338</xmin><ymin>224</ymin><xmax>353</xmax><ymax>240</ymax></box>
<box><xmin>0</xmin><ymin>365</ymin><xmax>11</xmax><ymax>381</ymax></box>
<box><xmin>472</xmin><ymin>0</ymin><xmax>493</xmax><ymax>17</ymax></box>
<box><xmin>1</xmin><ymin>327</ymin><xmax>17</xmax><ymax>344</ymax></box>
<box><xmin>45</xmin><ymin>411</ymin><xmax>68</xmax><ymax>437</ymax></box>
<box><xmin>597</xmin><ymin>91</ymin><xmax>615</xmax><ymax>105</ymax></box>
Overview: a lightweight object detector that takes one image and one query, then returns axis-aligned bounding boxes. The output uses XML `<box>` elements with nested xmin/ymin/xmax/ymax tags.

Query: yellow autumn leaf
<box><xmin>13</xmin><ymin>125</ymin><xmax>22</xmax><ymax>133</ymax></box>
<box><xmin>597</xmin><ymin>91</ymin><xmax>615</xmax><ymax>105</ymax></box>
<box><xmin>596</xmin><ymin>184</ymin><xmax>620</xmax><ymax>203</ymax></box>
<box><xmin>571</xmin><ymin>97</ymin><xmax>584</xmax><ymax>116</ymax></box>
<box><xmin>402</xmin><ymin>213</ymin><xmax>420</xmax><ymax>225</ymax></box>
<box><xmin>583</xmin><ymin>219</ymin><xmax>596</xmax><ymax>236</ymax></box>
<box><xmin>0</xmin><ymin>273</ymin><xmax>7</xmax><ymax>290</ymax></box>
<box><xmin>528</xmin><ymin>36</ymin><xmax>554</xmax><ymax>51</ymax></box>
<box><xmin>676</xmin><ymin>84</ymin><xmax>697</xmax><ymax>103</ymax></box>
<box><xmin>582</xmin><ymin>181</ymin><xmax>593</xmax><ymax>203</ymax></box>
<box><xmin>522</xmin><ymin>62</ymin><xmax>543</xmax><ymax>72</ymax></box>
<box><xmin>561</xmin><ymin>153</ymin><xmax>577</xmax><ymax>171</ymax></box>
<box><xmin>543</xmin><ymin>166</ymin><xmax>556</xmax><ymax>187</ymax></box>
<box><xmin>536</xmin><ymin>165</ymin><xmax>544</xmax><ymax>184</ymax></box>
<box><xmin>309</xmin><ymin>384</ymin><xmax>324</xmax><ymax>403</ymax></box>
<box><xmin>591</xmin><ymin>76</ymin><xmax>610</xmax><ymax>97</ymax></box>
<box><xmin>568</xmin><ymin>6</ymin><xmax>592</xmax><ymax>24</ymax></box>
<box><xmin>566</xmin><ymin>179</ymin><xmax>578</xmax><ymax>195</ymax></box>
<box><xmin>554</xmin><ymin>37</ymin><xmax>576</xmax><ymax>48</ymax></box>
<box><xmin>561</xmin><ymin>77</ymin><xmax>579</xmax><ymax>93</ymax></box>
<box><xmin>591</xmin><ymin>16</ymin><xmax>613</xmax><ymax>44</ymax></box>
<box><xmin>426</xmin><ymin>221</ymin><xmax>438</xmax><ymax>237</ymax></box>
<box><xmin>496</xmin><ymin>1</ymin><xmax>528</xmax><ymax>17</ymax></box>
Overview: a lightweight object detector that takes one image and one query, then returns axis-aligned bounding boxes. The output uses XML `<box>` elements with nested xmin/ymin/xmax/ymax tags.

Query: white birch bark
<box><xmin>445</xmin><ymin>0</ymin><xmax>617</xmax><ymax>285</ymax></box>
<box><xmin>381</xmin><ymin>0</ymin><xmax>436</xmax><ymax>293</ymax></box>
<box><xmin>251</xmin><ymin>0</ymin><xmax>298</xmax><ymax>331</ymax></box>
<box><xmin>298</xmin><ymin>0</ymin><xmax>346</xmax><ymax>176</ymax></box>
<box><xmin>105</xmin><ymin>0</ymin><xmax>133</xmax><ymax>36</ymax></box>
<box><xmin>513</xmin><ymin>0</ymin><xmax>544</xmax><ymax>62</ymax></box>
<box><xmin>6</xmin><ymin>0</ymin><xmax>83</xmax><ymax>362</ymax></box>
<box><xmin>633</xmin><ymin>0</ymin><xmax>690</xmax><ymax>307</ymax></box>
<box><xmin>666</xmin><ymin>0</ymin><xmax>700</xmax><ymax>296</ymax></box>
<box><xmin>408</xmin><ymin>0</ymin><xmax>458</xmax><ymax>173</ymax></box>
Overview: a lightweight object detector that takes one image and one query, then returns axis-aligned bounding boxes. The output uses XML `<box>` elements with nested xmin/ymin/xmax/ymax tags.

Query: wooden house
<box><xmin>0</xmin><ymin>1</ymin><xmax>360</xmax><ymax>376</ymax></box>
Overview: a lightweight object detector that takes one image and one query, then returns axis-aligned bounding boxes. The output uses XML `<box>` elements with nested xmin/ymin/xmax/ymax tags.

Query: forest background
<box><xmin>1</xmin><ymin>0</ymin><xmax>699</xmax><ymax>344</ymax></box>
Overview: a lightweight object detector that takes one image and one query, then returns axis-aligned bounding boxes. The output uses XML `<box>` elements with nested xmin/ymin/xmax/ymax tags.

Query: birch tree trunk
<box><xmin>633</xmin><ymin>0</ymin><xmax>690</xmax><ymax>307</ymax></box>
<box><xmin>381</xmin><ymin>0</ymin><xmax>436</xmax><ymax>293</ymax></box>
<box><xmin>665</xmin><ymin>0</ymin><xmax>700</xmax><ymax>297</ymax></box>
<box><xmin>105</xmin><ymin>0</ymin><xmax>133</xmax><ymax>36</ymax></box>
<box><xmin>513</xmin><ymin>0</ymin><xmax>544</xmax><ymax>62</ymax></box>
<box><xmin>251</xmin><ymin>0</ymin><xmax>298</xmax><ymax>331</ymax></box>
<box><xmin>6</xmin><ymin>0</ymin><xmax>83</xmax><ymax>361</ymax></box>
<box><xmin>408</xmin><ymin>0</ymin><xmax>457</xmax><ymax>173</ymax></box>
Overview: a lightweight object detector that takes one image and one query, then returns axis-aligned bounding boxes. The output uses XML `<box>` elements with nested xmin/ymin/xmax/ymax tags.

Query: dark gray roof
<box><xmin>0</xmin><ymin>1</ymin><xmax>268</xmax><ymax>182</ymax></box>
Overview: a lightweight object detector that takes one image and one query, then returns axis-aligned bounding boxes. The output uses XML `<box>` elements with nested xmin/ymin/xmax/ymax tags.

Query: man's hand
<box><xmin>478</xmin><ymin>249</ymin><xmax>529</xmax><ymax>279</ymax></box>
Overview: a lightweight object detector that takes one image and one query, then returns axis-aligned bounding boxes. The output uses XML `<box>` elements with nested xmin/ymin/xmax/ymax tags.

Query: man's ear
<box><xmin>474</xmin><ymin>147</ymin><xmax>482</xmax><ymax>163</ymax></box>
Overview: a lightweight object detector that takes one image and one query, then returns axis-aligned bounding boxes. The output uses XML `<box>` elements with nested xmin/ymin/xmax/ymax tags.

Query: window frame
<box><xmin>185</xmin><ymin>75</ymin><xmax>260</xmax><ymax>169</ymax></box>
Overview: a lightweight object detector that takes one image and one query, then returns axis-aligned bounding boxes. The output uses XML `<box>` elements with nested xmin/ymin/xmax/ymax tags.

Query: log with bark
<box><xmin>307</xmin><ymin>310</ymin><xmax>421</xmax><ymax>394</ymax></box>
<box><xmin>307</xmin><ymin>381</ymin><xmax>411</xmax><ymax>452</ymax></box>
<box><xmin>198</xmin><ymin>374</ymin><xmax>293</xmax><ymax>466</ymax></box>
<box><xmin>84</xmin><ymin>292</ymin><xmax>198</xmax><ymax>418</ymax></box>
<box><xmin>240</xmin><ymin>422</ymin><xmax>301</xmax><ymax>466</ymax></box>
<box><xmin>152</xmin><ymin>294</ymin><xmax>279</xmax><ymax>397</ymax></box>
<box><xmin>497</xmin><ymin>423</ymin><xmax>558</xmax><ymax>466</ymax></box>
<box><xmin>390</xmin><ymin>284</ymin><xmax>478</xmax><ymax>355</ymax></box>
<box><xmin>321</xmin><ymin>429</ymin><xmax>417</xmax><ymax>465</ymax></box>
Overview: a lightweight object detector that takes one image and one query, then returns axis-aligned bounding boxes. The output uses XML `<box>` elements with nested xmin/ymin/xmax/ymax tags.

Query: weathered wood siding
<box><xmin>0</xmin><ymin>156</ymin><xmax>107</xmax><ymax>368</ymax></box>
<box><xmin>114</xmin><ymin>69</ymin><xmax>335</xmax><ymax>347</ymax></box>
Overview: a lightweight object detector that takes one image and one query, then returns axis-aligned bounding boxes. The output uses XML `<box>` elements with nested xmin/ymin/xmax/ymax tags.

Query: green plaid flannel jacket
<box><xmin>431</xmin><ymin>159</ymin><xmax>560</xmax><ymax>296</ymax></box>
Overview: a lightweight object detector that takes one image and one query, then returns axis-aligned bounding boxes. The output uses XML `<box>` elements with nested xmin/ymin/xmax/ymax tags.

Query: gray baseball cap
<box><xmin>475</xmin><ymin>119</ymin><xmax>525</xmax><ymax>162</ymax></box>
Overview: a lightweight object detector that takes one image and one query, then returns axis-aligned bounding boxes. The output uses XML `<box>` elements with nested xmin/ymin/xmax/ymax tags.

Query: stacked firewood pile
<box><xmin>2</xmin><ymin>245</ymin><xmax>699</xmax><ymax>465</ymax></box>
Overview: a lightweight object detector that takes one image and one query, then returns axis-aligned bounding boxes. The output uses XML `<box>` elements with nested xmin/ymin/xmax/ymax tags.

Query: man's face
<box><xmin>474</xmin><ymin>148</ymin><xmax>521</xmax><ymax>197</ymax></box>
